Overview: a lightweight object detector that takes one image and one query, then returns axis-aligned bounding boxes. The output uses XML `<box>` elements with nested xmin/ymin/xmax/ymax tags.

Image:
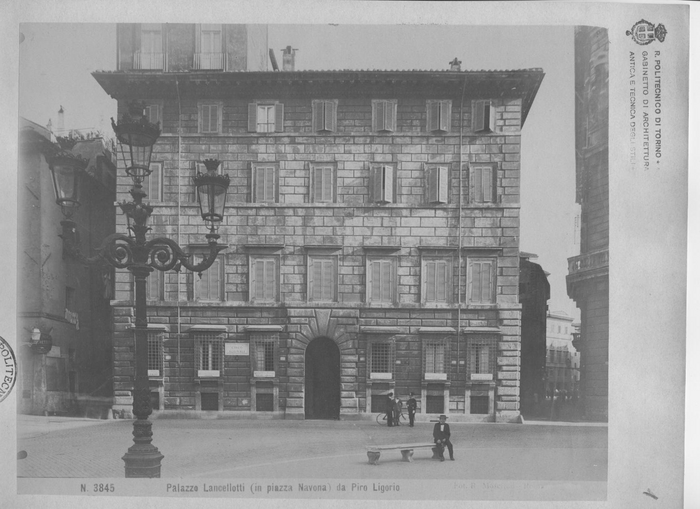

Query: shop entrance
<box><xmin>304</xmin><ymin>337</ymin><xmax>340</xmax><ymax>419</ymax></box>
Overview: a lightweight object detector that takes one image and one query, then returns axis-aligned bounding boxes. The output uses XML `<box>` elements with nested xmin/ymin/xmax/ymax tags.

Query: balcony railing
<box><xmin>134</xmin><ymin>52</ymin><xmax>165</xmax><ymax>70</ymax></box>
<box><xmin>194</xmin><ymin>52</ymin><xmax>225</xmax><ymax>70</ymax></box>
<box><xmin>568</xmin><ymin>249</ymin><xmax>609</xmax><ymax>276</ymax></box>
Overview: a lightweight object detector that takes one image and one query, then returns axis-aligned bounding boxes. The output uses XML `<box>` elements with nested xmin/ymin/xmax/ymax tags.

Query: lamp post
<box><xmin>48</xmin><ymin>102</ymin><xmax>230</xmax><ymax>477</ymax></box>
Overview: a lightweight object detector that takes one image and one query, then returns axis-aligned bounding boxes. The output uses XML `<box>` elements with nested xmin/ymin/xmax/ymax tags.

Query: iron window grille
<box><xmin>147</xmin><ymin>332</ymin><xmax>164</xmax><ymax>377</ymax></box>
<box><xmin>195</xmin><ymin>333</ymin><xmax>224</xmax><ymax>377</ymax></box>
<box><xmin>423</xmin><ymin>338</ymin><xmax>449</xmax><ymax>380</ymax></box>
<box><xmin>369</xmin><ymin>341</ymin><xmax>394</xmax><ymax>379</ymax></box>
<box><xmin>312</xmin><ymin>100</ymin><xmax>338</xmax><ymax>132</ymax></box>
<box><xmin>252</xmin><ymin>333</ymin><xmax>277</xmax><ymax>377</ymax></box>
<box><xmin>467</xmin><ymin>335</ymin><xmax>498</xmax><ymax>381</ymax></box>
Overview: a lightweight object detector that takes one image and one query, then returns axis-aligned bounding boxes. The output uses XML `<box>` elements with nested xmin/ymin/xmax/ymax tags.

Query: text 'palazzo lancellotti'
<box><xmin>94</xmin><ymin>24</ymin><xmax>544</xmax><ymax>423</ymax></box>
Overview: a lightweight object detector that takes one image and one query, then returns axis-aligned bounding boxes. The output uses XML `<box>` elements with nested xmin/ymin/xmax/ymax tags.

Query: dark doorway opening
<box><xmin>305</xmin><ymin>337</ymin><xmax>340</xmax><ymax>419</ymax></box>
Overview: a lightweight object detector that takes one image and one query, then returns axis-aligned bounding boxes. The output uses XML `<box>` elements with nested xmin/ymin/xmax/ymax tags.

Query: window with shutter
<box><xmin>252</xmin><ymin>165</ymin><xmax>278</xmax><ymax>203</ymax></box>
<box><xmin>367</xmin><ymin>258</ymin><xmax>395</xmax><ymax>303</ymax></box>
<box><xmin>308</xmin><ymin>256</ymin><xmax>336</xmax><ymax>302</ymax></box>
<box><xmin>250</xmin><ymin>256</ymin><xmax>278</xmax><ymax>302</ymax></box>
<box><xmin>311</xmin><ymin>165</ymin><xmax>335</xmax><ymax>203</ymax></box>
<box><xmin>473</xmin><ymin>100</ymin><xmax>495</xmax><ymax>132</ymax></box>
<box><xmin>137</xmin><ymin>24</ymin><xmax>164</xmax><ymax>70</ymax></box>
<box><xmin>427</xmin><ymin>166</ymin><xmax>449</xmax><ymax>204</ymax></box>
<box><xmin>427</xmin><ymin>100</ymin><xmax>451</xmax><ymax>133</ymax></box>
<box><xmin>195</xmin><ymin>24</ymin><xmax>224</xmax><ymax>70</ymax></box>
<box><xmin>144</xmin><ymin>162</ymin><xmax>163</xmax><ymax>202</ymax></box>
<box><xmin>199</xmin><ymin>103</ymin><xmax>221</xmax><ymax>133</ymax></box>
<box><xmin>144</xmin><ymin>104</ymin><xmax>162</xmax><ymax>127</ymax></box>
<box><xmin>193</xmin><ymin>254</ymin><xmax>222</xmax><ymax>301</ymax></box>
<box><xmin>372</xmin><ymin>100</ymin><xmax>397</xmax><ymax>133</ymax></box>
<box><xmin>312</xmin><ymin>100</ymin><xmax>337</xmax><ymax>132</ymax></box>
<box><xmin>467</xmin><ymin>259</ymin><xmax>495</xmax><ymax>304</ymax></box>
<box><xmin>370</xmin><ymin>165</ymin><xmax>394</xmax><ymax>204</ymax></box>
<box><xmin>471</xmin><ymin>165</ymin><xmax>495</xmax><ymax>203</ymax></box>
<box><xmin>423</xmin><ymin>258</ymin><xmax>450</xmax><ymax>303</ymax></box>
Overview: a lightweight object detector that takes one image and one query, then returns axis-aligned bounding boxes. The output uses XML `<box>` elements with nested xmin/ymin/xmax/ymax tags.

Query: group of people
<box><xmin>384</xmin><ymin>391</ymin><xmax>416</xmax><ymax>427</ymax></box>
<box><xmin>384</xmin><ymin>391</ymin><xmax>454</xmax><ymax>461</ymax></box>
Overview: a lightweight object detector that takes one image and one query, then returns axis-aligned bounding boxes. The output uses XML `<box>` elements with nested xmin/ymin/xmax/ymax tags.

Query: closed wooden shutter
<box><xmin>380</xmin><ymin>259</ymin><xmax>392</xmax><ymax>301</ymax></box>
<box><xmin>373</xmin><ymin>101</ymin><xmax>383</xmax><ymax>131</ymax></box>
<box><xmin>438</xmin><ymin>166</ymin><xmax>448</xmax><ymax>203</ymax></box>
<box><xmin>248</xmin><ymin>103</ymin><xmax>257</xmax><ymax>132</ymax></box>
<box><xmin>326</xmin><ymin>101</ymin><xmax>337</xmax><ymax>132</ymax></box>
<box><xmin>474</xmin><ymin>167</ymin><xmax>483</xmax><ymax>202</ymax></box>
<box><xmin>436</xmin><ymin>260</ymin><xmax>447</xmax><ymax>301</ymax></box>
<box><xmin>385</xmin><ymin>101</ymin><xmax>396</xmax><ymax>132</ymax></box>
<box><xmin>264</xmin><ymin>259</ymin><xmax>275</xmax><ymax>299</ymax></box>
<box><xmin>275</xmin><ymin>102</ymin><xmax>284</xmax><ymax>132</ymax></box>
<box><xmin>426</xmin><ymin>260</ymin><xmax>436</xmax><ymax>301</ymax></box>
<box><xmin>195</xmin><ymin>24</ymin><xmax>201</xmax><ymax>53</ymax></box>
<box><xmin>482</xmin><ymin>167</ymin><xmax>493</xmax><ymax>202</ymax></box>
<box><xmin>369</xmin><ymin>166</ymin><xmax>379</xmax><ymax>203</ymax></box>
<box><xmin>312</xmin><ymin>101</ymin><xmax>324</xmax><ymax>132</ymax></box>
<box><xmin>474</xmin><ymin>101</ymin><xmax>485</xmax><ymax>132</ymax></box>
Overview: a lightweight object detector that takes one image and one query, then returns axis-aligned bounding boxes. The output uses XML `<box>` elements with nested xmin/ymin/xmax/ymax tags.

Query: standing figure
<box><xmin>407</xmin><ymin>392</ymin><xmax>417</xmax><ymax>427</ymax></box>
<box><xmin>432</xmin><ymin>414</ymin><xmax>454</xmax><ymax>461</ymax></box>
<box><xmin>385</xmin><ymin>392</ymin><xmax>394</xmax><ymax>427</ymax></box>
<box><xmin>393</xmin><ymin>393</ymin><xmax>403</xmax><ymax>426</ymax></box>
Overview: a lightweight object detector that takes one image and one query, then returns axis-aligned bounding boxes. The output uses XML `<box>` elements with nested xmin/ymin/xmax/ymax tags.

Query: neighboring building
<box><xmin>545</xmin><ymin>311</ymin><xmax>580</xmax><ymax>399</ymax></box>
<box><xmin>566</xmin><ymin>26</ymin><xmax>609</xmax><ymax>421</ymax></box>
<box><xmin>17</xmin><ymin>118</ymin><xmax>116</xmax><ymax>416</ymax></box>
<box><xmin>93</xmin><ymin>23</ymin><xmax>544</xmax><ymax>422</ymax></box>
<box><xmin>518</xmin><ymin>252</ymin><xmax>550</xmax><ymax>416</ymax></box>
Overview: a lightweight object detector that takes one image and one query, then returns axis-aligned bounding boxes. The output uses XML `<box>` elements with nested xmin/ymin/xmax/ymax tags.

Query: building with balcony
<box><xmin>545</xmin><ymin>311</ymin><xmax>580</xmax><ymax>399</ymax></box>
<box><xmin>18</xmin><ymin>118</ymin><xmax>116</xmax><ymax>416</ymax></box>
<box><xmin>94</xmin><ymin>23</ymin><xmax>544</xmax><ymax>422</ymax></box>
<box><xmin>566</xmin><ymin>26</ymin><xmax>609</xmax><ymax>421</ymax></box>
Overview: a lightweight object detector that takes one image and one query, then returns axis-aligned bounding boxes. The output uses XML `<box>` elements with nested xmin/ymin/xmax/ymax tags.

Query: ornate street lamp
<box><xmin>48</xmin><ymin>101</ymin><xmax>229</xmax><ymax>477</ymax></box>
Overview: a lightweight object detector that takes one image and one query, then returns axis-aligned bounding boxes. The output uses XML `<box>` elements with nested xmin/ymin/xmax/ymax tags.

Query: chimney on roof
<box><xmin>449</xmin><ymin>58</ymin><xmax>462</xmax><ymax>72</ymax></box>
<box><xmin>281</xmin><ymin>46</ymin><xmax>297</xmax><ymax>71</ymax></box>
<box><xmin>58</xmin><ymin>105</ymin><xmax>65</xmax><ymax>132</ymax></box>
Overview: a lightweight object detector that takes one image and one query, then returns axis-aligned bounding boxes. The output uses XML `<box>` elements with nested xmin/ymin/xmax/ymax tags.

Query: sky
<box><xmin>18</xmin><ymin>23</ymin><xmax>578</xmax><ymax>317</ymax></box>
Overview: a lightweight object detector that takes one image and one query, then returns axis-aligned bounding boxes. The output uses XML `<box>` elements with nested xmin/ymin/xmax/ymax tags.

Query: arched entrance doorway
<box><xmin>305</xmin><ymin>337</ymin><xmax>340</xmax><ymax>419</ymax></box>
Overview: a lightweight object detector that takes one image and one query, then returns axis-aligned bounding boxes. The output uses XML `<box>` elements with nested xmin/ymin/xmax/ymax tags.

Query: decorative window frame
<box><xmin>304</xmin><ymin>245</ymin><xmax>342</xmax><ymax>303</ymax></box>
<box><xmin>364</xmin><ymin>246</ymin><xmax>401</xmax><ymax>305</ymax></box>
<box><xmin>466</xmin><ymin>256</ymin><xmax>497</xmax><ymax>305</ymax></box>
<box><xmin>188</xmin><ymin>325</ymin><xmax>227</xmax><ymax>378</ymax></box>
<box><xmin>425</xmin><ymin>164</ymin><xmax>450</xmax><ymax>205</ymax></box>
<box><xmin>418</xmin><ymin>247</ymin><xmax>456</xmax><ymax>305</ymax></box>
<box><xmin>251</xmin><ymin>162</ymin><xmax>279</xmax><ymax>203</ymax></box>
<box><xmin>371</xmin><ymin>99</ymin><xmax>398</xmax><ymax>133</ymax></box>
<box><xmin>469</xmin><ymin>163</ymin><xmax>498</xmax><ymax>204</ymax></box>
<box><xmin>369</xmin><ymin>164</ymin><xmax>395</xmax><ymax>204</ymax></box>
<box><xmin>248</xmin><ymin>101</ymin><xmax>284</xmax><ymax>133</ymax></box>
<box><xmin>426</xmin><ymin>99</ymin><xmax>452</xmax><ymax>133</ymax></box>
<box><xmin>245</xmin><ymin>244</ymin><xmax>284</xmax><ymax>303</ymax></box>
<box><xmin>198</xmin><ymin>101</ymin><xmax>223</xmax><ymax>134</ymax></box>
<box><xmin>310</xmin><ymin>163</ymin><xmax>337</xmax><ymax>203</ymax></box>
<box><xmin>311</xmin><ymin>100</ymin><xmax>338</xmax><ymax>133</ymax></box>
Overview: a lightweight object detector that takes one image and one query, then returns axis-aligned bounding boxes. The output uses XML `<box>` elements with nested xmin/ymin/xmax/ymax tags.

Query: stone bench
<box><xmin>366</xmin><ymin>442</ymin><xmax>440</xmax><ymax>465</ymax></box>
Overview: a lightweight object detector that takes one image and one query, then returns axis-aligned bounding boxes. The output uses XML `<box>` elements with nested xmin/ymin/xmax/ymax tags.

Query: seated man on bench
<box><xmin>432</xmin><ymin>414</ymin><xmax>454</xmax><ymax>461</ymax></box>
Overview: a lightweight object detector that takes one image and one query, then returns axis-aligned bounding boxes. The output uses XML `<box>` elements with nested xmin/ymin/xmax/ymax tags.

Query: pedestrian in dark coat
<box><xmin>393</xmin><ymin>394</ymin><xmax>402</xmax><ymax>426</ymax></box>
<box><xmin>385</xmin><ymin>392</ymin><xmax>394</xmax><ymax>427</ymax></box>
<box><xmin>407</xmin><ymin>392</ymin><xmax>417</xmax><ymax>427</ymax></box>
<box><xmin>432</xmin><ymin>414</ymin><xmax>454</xmax><ymax>461</ymax></box>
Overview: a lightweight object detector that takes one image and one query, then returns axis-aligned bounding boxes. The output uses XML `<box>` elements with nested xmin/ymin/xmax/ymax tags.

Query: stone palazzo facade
<box><xmin>95</xmin><ymin>23</ymin><xmax>543</xmax><ymax>422</ymax></box>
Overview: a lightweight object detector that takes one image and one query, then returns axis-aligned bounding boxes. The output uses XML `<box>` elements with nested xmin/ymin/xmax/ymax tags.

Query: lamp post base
<box><xmin>122</xmin><ymin>445</ymin><xmax>164</xmax><ymax>478</ymax></box>
<box><xmin>122</xmin><ymin>418</ymin><xmax>164</xmax><ymax>478</ymax></box>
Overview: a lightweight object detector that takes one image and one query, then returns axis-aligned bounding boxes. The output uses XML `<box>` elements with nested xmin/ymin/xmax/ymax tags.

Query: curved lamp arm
<box><xmin>145</xmin><ymin>235</ymin><xmax>227</xmax><ymax>275</ymax></box>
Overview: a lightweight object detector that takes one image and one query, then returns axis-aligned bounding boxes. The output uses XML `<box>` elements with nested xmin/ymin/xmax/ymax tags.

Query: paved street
<box><xmin>17</xmin><ymin>415</ymin><xmax>607</xmax><ymax>482</ymax></box>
